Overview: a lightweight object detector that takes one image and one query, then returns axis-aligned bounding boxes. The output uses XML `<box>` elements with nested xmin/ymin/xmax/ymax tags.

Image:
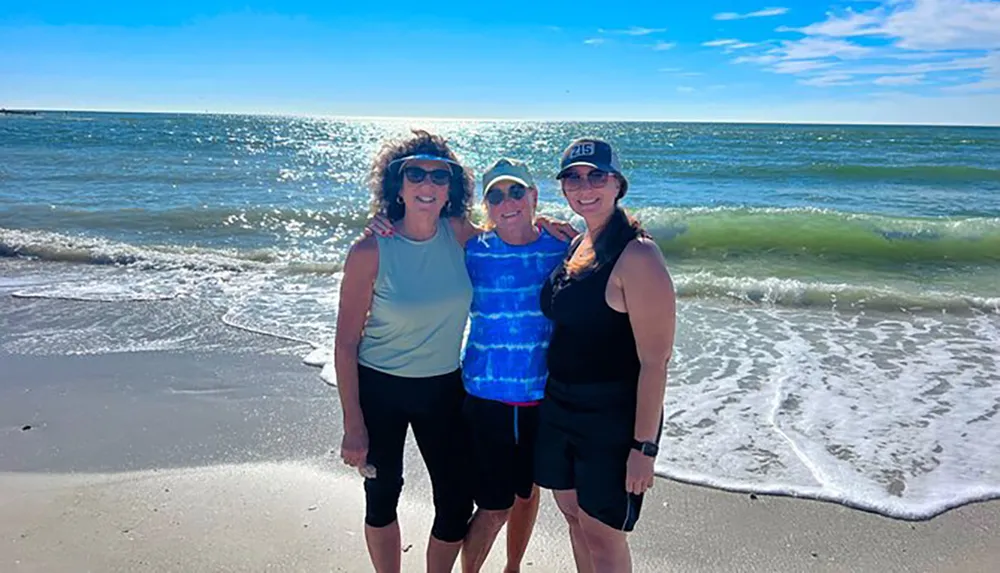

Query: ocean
<box><xmin>2</xmin><ymin>112</ymin><xmax>998</xmax><ymax>520</ymax></box>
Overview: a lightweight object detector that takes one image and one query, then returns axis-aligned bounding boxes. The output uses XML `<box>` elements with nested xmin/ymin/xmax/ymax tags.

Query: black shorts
<box><xmin>358</xmin><ymin>365</ymin><xmax>473</xmax><ymax>543</ymax></box>
<box><xmin>534</xmin><ymin>377</ymin><xmax>661</xmax><ymax>532</ymax></box>
<box><xmin>462</xmin><ymin>394</ymin><xmax>539</xmax><ymax>511</ymax></box>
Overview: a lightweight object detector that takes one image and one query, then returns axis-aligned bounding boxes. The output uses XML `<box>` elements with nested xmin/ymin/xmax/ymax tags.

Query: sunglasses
<box><xmin>485</xmin><ymin>183</ymin><xmax>528</xmax><ymax>206</ymax></box>
<box><xmin>402</xmin><ymin>166</ymin><xmax>452</xmax><ymax>186</ymax></box>
<box><xmin>558</xmin><ymin>169</ymin><xmax>611</xmax><ymax>191</ymax></box>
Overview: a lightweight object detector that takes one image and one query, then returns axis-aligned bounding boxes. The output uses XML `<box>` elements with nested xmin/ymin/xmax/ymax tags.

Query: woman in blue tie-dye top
<box><xmin>459</xmin><ymin>158</ymin><xmax>570</xmax><ymax>573</ymax></box>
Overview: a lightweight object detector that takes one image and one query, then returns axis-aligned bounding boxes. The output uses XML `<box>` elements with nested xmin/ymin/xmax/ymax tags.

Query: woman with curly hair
<box><xmin>334</xmin><ymin>129</ymin><xmax>480</xmax><ymax>573</ymax></box>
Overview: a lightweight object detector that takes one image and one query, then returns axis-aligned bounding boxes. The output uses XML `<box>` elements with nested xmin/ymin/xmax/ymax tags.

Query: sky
<box><xmin>2</xmin><ymin>1</ymin><xmax>1000</xmax><ymax>125</ymax></box>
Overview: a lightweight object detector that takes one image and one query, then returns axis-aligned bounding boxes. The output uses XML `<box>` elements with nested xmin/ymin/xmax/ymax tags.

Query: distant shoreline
<box><xmin>3</xmin><ymin>107</ymin><xmax>999</xmax><ymax>128</ymax></box>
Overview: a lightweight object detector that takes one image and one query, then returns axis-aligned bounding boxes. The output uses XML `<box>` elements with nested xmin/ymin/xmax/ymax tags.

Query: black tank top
<box><xmin>541</xmin><ymin>237</ymin><xmax>640</xmax><ymax>385</ymax></box>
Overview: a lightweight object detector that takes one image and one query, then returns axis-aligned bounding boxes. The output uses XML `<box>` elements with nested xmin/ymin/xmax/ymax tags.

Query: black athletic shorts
<box><xmin>358</xmin><ymin>364</ymin><xmax>473</xmax><ymax>542</ymax></box>
<box><xmin>534</xmin><ymin>377</ymin><xmax>661</xmax><ymax>532</ymax></box>
<box><xmin>462</xmin><ymin>394</ymin><xmax>539</xmax><ymax>511</ymax></box>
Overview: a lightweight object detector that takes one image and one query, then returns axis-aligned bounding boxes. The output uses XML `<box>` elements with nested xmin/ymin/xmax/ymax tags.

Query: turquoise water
<box><xmin>2</xmin><ymin>112</ymin><xmax>998</xmax><ymax>519</ymax></box>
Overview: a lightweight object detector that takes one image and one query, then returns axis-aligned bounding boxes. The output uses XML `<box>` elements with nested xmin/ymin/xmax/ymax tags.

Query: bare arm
<box><xmin>333</xmin><ymin>235</ymin><xmax>378</xmax><ymax>466</ymax></box>
<box><xmin>620</xmin><ymin>237</ymin><xmax>677</xmax><ymax>444</ymax></box>
<box><xmin>449</xmin><ymin>216</ymin><xmax>483</xmax><ymax>247</ymax></box>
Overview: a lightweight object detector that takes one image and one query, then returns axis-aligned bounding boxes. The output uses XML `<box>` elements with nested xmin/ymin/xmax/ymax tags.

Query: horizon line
<box><xmin>4</xmin><ymin>106</ymin><xmax>1000</xmax><ymax>128</ymax></box>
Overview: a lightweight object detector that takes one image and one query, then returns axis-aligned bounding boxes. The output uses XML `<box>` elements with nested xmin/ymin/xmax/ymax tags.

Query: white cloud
<box><xmin>703</xmin><ymin>38</ymin><xmax>758</xmax><ymax>50</ymax></box>
<box><xmin>715</xmin><ymin>7</ymin><xmax>789</xmax><ymax>21</ymax></box>
<box><xmin>703</xmin><ymin>39</ymin><xmax>740</xmax><ymax>47</ymax></box>
<box><xmin>780</xmin><ymin>37</ymin><xmax>873</xmax><ymax>60</ymax></box>
<box><xmin>885</xmin><ymin>0</ymin><xmax>1000</xmax><ymax>50</ymax></box>
<box><xmin>945</xmin><ymin>52</ymin><xmax>1000</xmax><ymax>91</ymax></box>
<box><xmin>873</xmin><ymin>74</ymin><xmax>926</xmax><ymax>85</ymax></box>
<box><xmin>599</xmin><ymin>26</ymin><xmax>667</xmax><ymax>36</ymax></box>
<box><xmin>773</xmin><ymin>59</ymin><xmax>836</xmax><ymax>74</ymax></box>
<box><xmin>652</xmin><ymin>42</ymin><xmax>677</xmax><ymax>51</ymax></box>
<box><xmin>583</xmin><ymin>38</ymin><xmax>605</xmax><ymax>45</ymax></box>
<box><xmin>786</xmin><ymin>9</ymin><xmax>883</xmax><ymax>37</ymax></box>
<box><xmin>677</xmin><ymin>86</ymin><xmax>696</xmax><ymax>93</ymax></box>
<box><xmin>730</xmin><ymin>1</ymin><xmax>1000</xmax><ymax>94</ymax></box>
<box><xmin>786</xmin><ymin>1</ymin><xmax>1000</xmax><ymax>51</ymax></box>
<box><xmin>800</xmin><ymin>73</ymin><xmax>857</xmax><ymax>86</ymax></box>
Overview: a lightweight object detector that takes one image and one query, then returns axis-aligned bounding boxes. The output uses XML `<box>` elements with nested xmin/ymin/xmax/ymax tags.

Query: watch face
<box><xmin>642</xmin><ymin>443</ymin><xmax>658</xmax><ymax>456</ymax></box>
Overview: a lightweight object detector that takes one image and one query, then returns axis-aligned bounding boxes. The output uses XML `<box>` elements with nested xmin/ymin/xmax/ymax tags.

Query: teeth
<box><xmin>578</xmin><ymin>198</ymin><xmax>599</xmax><ymax>205</ymax></box>
<box><xmin>415</xmin><ymin>196</ymin><xmax>435</xmax><ymax>204</ymax></box>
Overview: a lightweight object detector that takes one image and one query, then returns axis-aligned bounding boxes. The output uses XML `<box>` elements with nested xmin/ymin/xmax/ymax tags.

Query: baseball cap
<box><xmin>482</xmin><ymin>157</ymin><xmax>535</xmax><ymax>193</ymax></box>
<box><xmin>556</xmin><ymin>138</ymin><xmax>628</xmax><ymax>197</ymax></box>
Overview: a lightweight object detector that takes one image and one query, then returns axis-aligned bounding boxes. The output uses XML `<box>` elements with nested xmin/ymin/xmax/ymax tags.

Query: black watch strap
<box><xmin>632</xmin><ymin>439</ymin><xmax>658</xmax><ymax>457</ymax></box>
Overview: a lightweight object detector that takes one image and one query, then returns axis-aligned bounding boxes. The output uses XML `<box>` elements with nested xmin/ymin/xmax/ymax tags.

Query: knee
<box><xmin>553</xmin><ymin>493</ymin><xmax>582</xmax><ymax>526</ymax></box>
<box><xmin>364</xmin><ymin>476</ymin><xmax>404</xmax><ymax>528</ymax></box>
<box><xmin>580</xmin><ymin>518</ymin><xmax>627</xmax><ymax>564</ymax></box>
<box><xmin>431</xmin><ymin>491</ymin><xmax>474</xmax><ymax>543</ymax></box>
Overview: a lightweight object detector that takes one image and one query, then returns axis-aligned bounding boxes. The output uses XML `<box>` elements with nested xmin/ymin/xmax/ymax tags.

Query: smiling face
<box><xmin>558</xmin><ymin>165</ymin><xmax>621</xmax><ymax>222</ymax></box>
<box><xmin>398</xmin><ymin>159</ymin><xmax>453</xmax><ymax>217</ymax></box>
<box><xmin>485</xmin><ymin>179</ymin><xmax>537</xmax><ymax>234</ymax></box>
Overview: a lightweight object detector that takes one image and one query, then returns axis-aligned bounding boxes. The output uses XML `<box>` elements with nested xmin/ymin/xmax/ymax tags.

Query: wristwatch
<box><xmin>631</xmin><ymin>439</ymin><xmax>659</xmax><ymax>457</ymax></box>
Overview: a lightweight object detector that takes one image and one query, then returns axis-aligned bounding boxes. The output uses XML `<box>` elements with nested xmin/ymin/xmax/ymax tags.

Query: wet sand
<box><xmin>2</xmin><ymin>350</ymin><xmax>997</xmax><ymax>572</ymax></box>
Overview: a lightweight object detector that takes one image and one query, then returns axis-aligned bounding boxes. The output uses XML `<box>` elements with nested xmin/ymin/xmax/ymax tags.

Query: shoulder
<box><xmin>617</xmin><ymin>236</ymin><xmax>671</xmax><ymax>282</ymax></box>
<box><xmin>345</xmin><ymin>235</ymin><xmax>379</xmax><ymax>274</ymax></box>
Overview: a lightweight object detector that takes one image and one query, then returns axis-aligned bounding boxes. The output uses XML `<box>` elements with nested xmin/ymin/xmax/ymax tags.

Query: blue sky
<box><xmin>2</xmin><ymin>1</ymin><xmax>999</xmax><ymax>124</ymax></box>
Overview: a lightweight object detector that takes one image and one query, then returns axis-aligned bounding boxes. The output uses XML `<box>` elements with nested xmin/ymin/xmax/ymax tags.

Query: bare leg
<box><xmin>578</xmin><ymin>509</ymin><xmax>631</xmax><ymax>573</ymax></box>
<box><xmin>427</xmin><ymin>536</ymin><xmax>464</xmax><ymax>573</ymax></box>
<box><xmin>461</xmin><ymin>508</ymin><xmax>512</xmax><ymax>573</ymax></box>
<box><xmin>505</xmin><ymin>486</ymin><xmax>540</xmax><ymax>573</ymax></box>
<box><xmin>552</xmin><ymin>489</ymin><xmax>594</xmax><ymax>573</ymax></box>
<box><xmin>365</xmin><ymin>521</ymin><xmax>402</xmax><ymax>573</ymax></box>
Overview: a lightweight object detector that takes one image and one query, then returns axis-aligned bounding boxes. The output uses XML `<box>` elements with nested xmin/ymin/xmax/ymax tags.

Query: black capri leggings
<box><xmin>357</xmin><ymin>364</ymin><xmax>473</xmax><ymax>542</ymax></box>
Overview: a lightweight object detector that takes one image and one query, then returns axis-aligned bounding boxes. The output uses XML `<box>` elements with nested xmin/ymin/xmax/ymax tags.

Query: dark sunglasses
<box><xmin>558</xmin><ymin>169</ymin><xmax>611</xmax><ymax>191</ymax></box>
<box><xmin>402</xmin><ymin>166</ymin><xmax>452</xmax><ymax>186</ymax></box>
<box><xmin>485</xmin><ymin>183</ymin><xmax>528</xmax><ymax>206</ymax></box>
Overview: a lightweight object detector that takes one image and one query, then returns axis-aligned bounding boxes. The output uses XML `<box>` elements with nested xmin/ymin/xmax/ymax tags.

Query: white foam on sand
<box><xmin>657</xmin><ymin>303</ymin><xmax>1000</xmax><ymax>520</ymax></box>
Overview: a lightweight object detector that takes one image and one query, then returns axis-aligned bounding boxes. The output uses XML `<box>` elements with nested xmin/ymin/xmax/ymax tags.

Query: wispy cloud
<box><xmin>703</xmin><ymin>38</ymin><xmax>758</xmax><ymax>51</ymax></box>
<box><xmin>714</xmin><ymin>7</ymin><xmax>789</xmax><ymax>21</ymax></box>
<box><xmin>652</xmin><ymin>41</ymin><xmax>677</xmax><ymax>51</ymax></box>
<box><xmin>598</xmin><ymin>26</ymin><xmax>668</xmax><ymax>36</ymax></box>
<box><xmin>731</xmin><ymin>0</ymin><xmax>1000</xmax><ymax>93</ymax></box>
<box><xmin>658</xmin><ymin>67</ymin><xmax>683</xmax><ymax>73</ymax></box>
<box><xmin>583</xmin><ymin>38</ymin><xmax>605</xmax><ymax>46</ymax></box>
<box><xmin>799</xmin><ymin>73</ymin><xmax>857</xmax><ymax>87</ymax></box>
<box><xmin>874</xmin><ymin>74</ymin><xmax>926</xmax><ymax>86</ymax></box>
<box><xmin>703</xmin><ymin>39</ymin><xmax>740</xmax><ymax>47</ymax></box>
<box><xmin>677</xmin><ymin>86</ymin><xmax>696</xmax><ymax>93</ymax></box>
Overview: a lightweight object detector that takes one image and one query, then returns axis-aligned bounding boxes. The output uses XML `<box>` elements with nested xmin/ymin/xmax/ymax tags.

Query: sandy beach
<box><xmin>2</xmin><ymin>303</ymin><xmax>997</xmax><ymax>573</ymax></box>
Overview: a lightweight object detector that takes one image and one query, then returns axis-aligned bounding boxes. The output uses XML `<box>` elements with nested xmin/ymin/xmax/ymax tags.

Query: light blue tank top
<box><xmin>462</xmin><ymin>229</ymin><xmax>569</xmax><ymax>402</ymax></box>
<box><xmin>358</xmin><ymin>221</ymin><xmax>473</xmax><ymax>378</ymax></box>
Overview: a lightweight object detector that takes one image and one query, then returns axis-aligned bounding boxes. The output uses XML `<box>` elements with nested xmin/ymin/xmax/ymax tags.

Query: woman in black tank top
<box><xmin>535</xmin><ymin>138</ymin><xmax>677</xmax><ymax>573</ymax></box>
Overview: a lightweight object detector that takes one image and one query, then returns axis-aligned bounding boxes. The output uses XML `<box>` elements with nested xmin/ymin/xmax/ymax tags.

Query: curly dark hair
<box><xmin>368</xmin><ymin>129</ymin><xmax>475</xmax><ymax>223</ymax></box>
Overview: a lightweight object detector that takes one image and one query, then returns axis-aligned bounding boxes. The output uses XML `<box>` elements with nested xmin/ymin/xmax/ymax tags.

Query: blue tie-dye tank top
<box><xmin>462</xmin><ymin>229</ymin><xmax>569</xmax><ymax>403</ymax></box>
